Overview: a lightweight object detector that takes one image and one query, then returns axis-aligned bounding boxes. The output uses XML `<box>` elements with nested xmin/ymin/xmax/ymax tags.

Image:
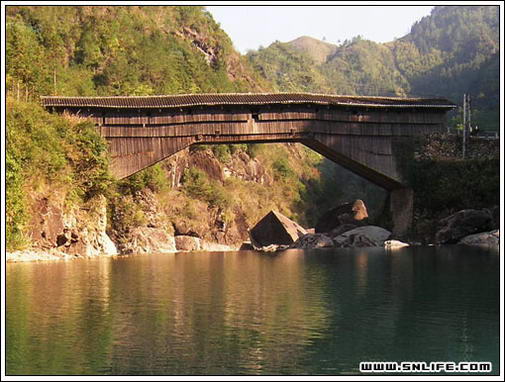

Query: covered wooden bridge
<box><xmin>42</xmin><ymin>93</ymin><xmax>455</xmax><ymax>234</ymax></box>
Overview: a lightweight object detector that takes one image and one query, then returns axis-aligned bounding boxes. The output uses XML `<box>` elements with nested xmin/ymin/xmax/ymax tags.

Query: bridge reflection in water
<box><xmin>42</xmin><ymin>93</ymin><xmax>455</xmax><ymax>234</ymax></box>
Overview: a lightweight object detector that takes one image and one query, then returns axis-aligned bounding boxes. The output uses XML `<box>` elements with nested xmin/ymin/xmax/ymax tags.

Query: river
<box><xmin>6</xmin><ymin>246</ymin><xmax>500</xmax><ymax>376</ymax></box>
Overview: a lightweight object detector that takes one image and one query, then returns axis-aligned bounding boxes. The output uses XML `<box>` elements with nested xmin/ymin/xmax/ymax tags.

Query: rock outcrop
<box><xmin>436</xmin><ymin>209</ymin><xmax>494</xmax><ymax>244</ymax></box>
<box><xmin>175</xmin><ymin>235</ymin><xmax>201</xmax><ymax>252</ymax></box>
<box><xmin>291</xmin><ymin>233</ymin><xmax>334</xmax><ymax>249</ymax></box>
<box><xmin>315</xmin><ymin>200</ymin><xmax>368</xmax><ymax>233</ymax></box>
<box><xmin>332</xmin><ymin>226</ymin><xmax>392</xmax><ymax>248</ymax></box>
<box><xmin>384</xmin><ymin>240</ymin><xmax>410</xmax><ymax>250</ymax></box>
<box><xmin>249</xmin><ymin>210</ymin><xmax>307</xmax><ymax>248</ymax></box>
<box><xmin>120</xmin><ymin>227</ymin><xmax>176</xmax><ymax>254</ymax></box>
<box><xmin>459</xmin><ymin>230</ymin><xmax>499</xmax><ymax>250</ymax></box>
<box><xmin>329</xmin><ymin>224</ymin><xmax>360</xmax><ymax>238</ymax></box>
<box><xmin>27</xmin><ymin>193</ymin><xmax>118</xmax><ymax>258</ymax></box>
<box><xmin>485</xmin><ymin>206</ymin><xmax>500</xmax><ymax>230</ymax></box>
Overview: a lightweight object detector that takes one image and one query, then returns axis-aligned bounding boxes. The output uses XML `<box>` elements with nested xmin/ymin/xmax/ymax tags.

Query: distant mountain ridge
<box><xmin>288</xmin><ymin>36</ymin><xmax>337</xmax><ymax>64</ymax></box>
<box><xmin>247</xmin><ymin>5</ymin><xmax>499</xmax><ymax>130</ymax></box>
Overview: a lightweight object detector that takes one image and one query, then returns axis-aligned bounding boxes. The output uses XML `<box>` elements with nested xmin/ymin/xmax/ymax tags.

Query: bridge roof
<box><xmin>41</xmin><ymin>93</ymin><xmax>456</xmax><ymax>110</ymax></box>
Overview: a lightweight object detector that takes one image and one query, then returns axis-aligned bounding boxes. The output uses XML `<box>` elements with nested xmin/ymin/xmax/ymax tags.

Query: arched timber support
<box><xmin>107</xmin><ymin>136</ymin><xmax>195</xmax><ymax>179</ymax></box>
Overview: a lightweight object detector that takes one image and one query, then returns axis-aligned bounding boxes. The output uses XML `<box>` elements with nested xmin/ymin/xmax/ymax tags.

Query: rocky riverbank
<box><xmin>248</xmin><ymin>202</ymin><xmax>500</xmax><ymax>253</ymax></box>
<box><xmin>9</xmin><ymin>183</ymin><xmax>239</xmax><ymax>263</ymax></box>
<box><xmin>9</xmin><ymin>190</ymin><xmax>498</xmax><ymax>264</ymax></box>
<box><xmin>6</xmin><ymin>240</ymin><xmax>239</xmax><ymax>263</ymax></box>
<box><xmin>6</xmin><ymin>248</ymin><xmax>116</xmax><ymax>263</ymax></box>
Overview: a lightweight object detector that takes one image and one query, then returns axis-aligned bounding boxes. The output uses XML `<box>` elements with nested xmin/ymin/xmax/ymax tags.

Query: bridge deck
<box><xmin>41</xmin><ymin>93</ymin><xmax>455</xmax><ymax>110</ymax></box>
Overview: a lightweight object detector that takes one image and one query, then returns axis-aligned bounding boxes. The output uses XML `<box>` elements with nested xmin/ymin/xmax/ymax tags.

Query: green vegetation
<box><xmin>410</xmin><ymin>159</ymin><xmax>500</xmax><ymax>213</ymax></box>
<box><xmin>118</xmin><ymin>164</ymin><xmax>169</xmax><ymax>196</ymax></box>
<box><xmin>6</xmin><ymin>6</ymin><xmax>266</xmax><ymax>98</ymax></box>
<box><xmin>182</xmin><ymin>167</ymin><xmax>231</xmax><ymax>210</ymax></box>
<box><xmin>6</xmin><ymin>99</ymin><xmax>111</xmax><ymax>250</ymax></box>
<box><xmin>6</xmin><ymin>5</ymin><xmax>333</xmax><ymax>247</ymax></box>
<box><xmin>248</xmin><ymin>42</ymin><xmax>333</xmax><ymax>93</ymax></box>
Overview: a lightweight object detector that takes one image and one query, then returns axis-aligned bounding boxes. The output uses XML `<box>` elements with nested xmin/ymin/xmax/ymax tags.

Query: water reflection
<box><xmin>6</xmin><ymin>246</ymin><xmax>500</xmax><ymax>375</ymax></box>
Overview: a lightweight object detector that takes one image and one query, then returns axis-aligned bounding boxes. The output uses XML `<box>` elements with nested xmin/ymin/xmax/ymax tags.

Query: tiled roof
<box><xmin>41</xmin><ymin>93</ymin><xmax>456</xmax><ymax>109</ymax></box>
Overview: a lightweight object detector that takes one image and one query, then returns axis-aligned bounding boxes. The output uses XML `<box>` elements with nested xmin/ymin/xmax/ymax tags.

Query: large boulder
<box><xmin>315</xmin><ymin>200</ymin><xmax>368</xmax><ymax>233</ymax></box>
<box><xmin>384</xmin><ymin>240</ymin><xmax>410</xmax><ymax>250</ymax></box>
<box><xmin>436</xmin><ymin>209</ymin><xmax>494</xmax><ymax>244</ymax></box>
<box><xmin>120</xmin><ymin>227</ymin><xmax>176</xmax><ymax>254</ymax></box>
<box><xmin>332</xmin><ymin>226</ymin><xmax>391</xmax><ymax>248</ymax></box>
<box><xmin>291</xmin><ymin>233</ymin><xmax>334</xmax><ymax>249</ymax></box>
<box><xmin>175</xmin><ymin>235</ymin><xmax>201</xmax><ymax>252</ymax></box>
<box><xmin>485</xmin><ymin>206</ymin><xmax>500</xmax><ymax>230</ymax></box>
<box><xmin>459</xmin><ymin>230</ymin><xmax>499</xmax><ymax>250</ymax></box>
<box><xmin>329</xmin><ymin>224</ymin><xmax>359</xmax><ymax>238</ymax></box>
<box><xmin>249</xmin><ymin>210</ymin><xmax>307</xmax><ymax>247</ymax></box>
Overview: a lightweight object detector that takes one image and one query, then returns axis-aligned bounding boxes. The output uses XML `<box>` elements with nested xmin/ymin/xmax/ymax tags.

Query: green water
<box><xmin>6</xmin><ymin>246</ymin><xmax>500</xmax><ymax>375</ymax></box>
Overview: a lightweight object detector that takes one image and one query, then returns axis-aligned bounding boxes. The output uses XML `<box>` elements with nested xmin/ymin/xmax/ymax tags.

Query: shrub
<box><xmin>272</xmin><ymin>157</ymin><xmax>295</xmax><ymax>180</ymax></box>
<box><xmin>109</xmin><ymin>195</ymin><xmax>147</xmax><ymax>234</ymax></box>
<box><xmin>182</xmin><ymin>167</ymin><xmax>212</xmax><ymax>200</ymax></box>
<box><xmin>70</xmin><ymin>122</ymin><xmax>112</xmax><ymax>200</ymax></box>
<box><xmin>212</xmin><ymin>145</ymin><xmax>231</xmax><ymax>163</ymax></box>
<box><xmin>182</xmin><ymin>167</ymin><xmax>231</xmax><ymax>210</ymax></box>
<box><xmin>118</xmin><ymin>163</ymin><xmax>169</xmax><ymax>196</ymax></box>
<box><xmin>229</xmin><ymin>144</ymin><xmax>248</xmax><ymax>154</ymax></box>
<box><xmin>6</xmin><ymin>149</ymin><xmax>28</xmax><ymax>250</ymax></box>
<box><xmin>246</xmin><ymin>143</ymin><xmax>262</xmax><ymax>158</ymax></box>
<box><xmin>410</xmin><ymin>159</ymin><xmax>500</xmax><ymax>213</ymax></box>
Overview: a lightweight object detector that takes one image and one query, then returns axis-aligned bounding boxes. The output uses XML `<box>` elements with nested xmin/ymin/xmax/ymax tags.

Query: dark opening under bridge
<box><xmin>42</xmin><ymin>93</ymin><xmax>456</xmax><ymax>234</ymax></box>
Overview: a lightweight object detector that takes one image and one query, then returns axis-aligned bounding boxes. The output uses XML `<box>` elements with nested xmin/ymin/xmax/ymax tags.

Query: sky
<box><xmin>206</xmin><ymin>5</ymin><xmax>434</xmax><ymax>53</ymax></box>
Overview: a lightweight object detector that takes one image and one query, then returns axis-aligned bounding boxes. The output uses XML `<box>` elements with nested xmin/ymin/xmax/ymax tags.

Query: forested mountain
<box><xmin>6</xmin><ymin>5</ymin><xmax>268</xmax><ymax>98</ymax></box>
<box><xmin>248</xmin><ymin>6</ymin><xmax>500</xmax><ymax>130</ymax></box>
<box><xmin>5</xmin><ymin>6</ymin><xmax>338</xmax><ymax>252</ymax></box>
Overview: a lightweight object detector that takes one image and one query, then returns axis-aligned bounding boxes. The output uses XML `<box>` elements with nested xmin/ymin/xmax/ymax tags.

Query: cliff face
<box><xmin>13</xmin><ymin>138</ymin><xmax>333</xmax><ymax>257</ymax></box>
<box><xmin>107</xmin><ymin>143</ymin><xmax>330</xmax><ymax>254</ymax></box>
<box><xmin>23</xmin><ymin>190</ymin><xmax>118</xmax><ymax>258</ymax></box>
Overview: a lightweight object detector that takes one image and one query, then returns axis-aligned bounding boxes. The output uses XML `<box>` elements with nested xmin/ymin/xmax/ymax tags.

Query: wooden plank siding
<box><xmin>42</xmin><ymin>93</ymin><xmax>455</xmax><ymax>184</ymax></box>
<box><xmin>80</xmin><ymin>108</ymin><xmax>444</xmax><ymax>126</ymax></box>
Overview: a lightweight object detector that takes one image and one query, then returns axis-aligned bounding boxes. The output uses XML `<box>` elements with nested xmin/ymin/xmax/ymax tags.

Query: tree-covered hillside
<box><xmin>6</xmin><ymin>5</ymin><xmax>269</xmax><ymax>98</ymax></box>
<box><xmin>247</xmin><ymin>41</ymin><xmax>334</xmax><ymax>93</ymax></box>
<box><xmin>248</xmin><ymin>5</ymin><xmax>500</xmax><ymax>131</ymax></box>
<box><xmin>398</xmin><ymin>6</ymin><xmax>499</xmax><ymax>128</ymax></box>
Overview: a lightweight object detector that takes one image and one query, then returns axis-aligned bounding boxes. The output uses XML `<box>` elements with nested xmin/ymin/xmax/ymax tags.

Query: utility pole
<box><xmin>53</xmin><ymin>68</ymin><xmax>57</xmax><ymax>95</ymax></box>
<box><xmin>462</xmin><ymin>94</ymin><xmax>466</xmax><ymax>159</ymax></box>
<box><xmin>467</xmin><ymin>94</ymin><xmax>471</xmax><ymax>137</ymax></box>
